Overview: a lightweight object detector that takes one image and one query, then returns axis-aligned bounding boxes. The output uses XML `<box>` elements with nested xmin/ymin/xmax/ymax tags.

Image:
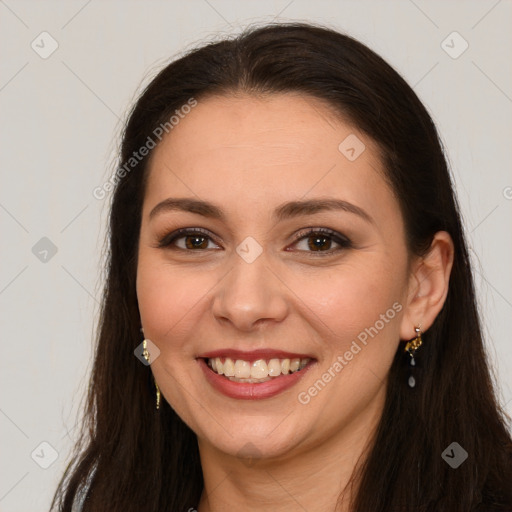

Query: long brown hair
<box><xmin>51</xmin><ymin>22</ymin><xmax>512</xmax><ymax>512</ymax></box>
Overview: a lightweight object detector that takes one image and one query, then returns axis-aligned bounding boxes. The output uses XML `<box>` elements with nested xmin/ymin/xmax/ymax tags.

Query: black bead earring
<box><xmin>404</xmin><ymin>326</ymin><xmax>423</xmax><ymax>388</ymax></box>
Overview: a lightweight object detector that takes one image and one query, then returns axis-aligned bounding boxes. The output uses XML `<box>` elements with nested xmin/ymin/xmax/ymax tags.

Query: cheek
<box><xmin>290</xmin><ymin>261</ymin><xmax>405</xmax><ymax>422</ymax></box>
<box><xmin>136</xmin><ymin>255</ymin><xmax>218</xmax><ymax>350</ymax></box>
<box><xmin>296</xmin><ymin>258</ymin><xmax>405</xmax><ymax>344</ymax></box>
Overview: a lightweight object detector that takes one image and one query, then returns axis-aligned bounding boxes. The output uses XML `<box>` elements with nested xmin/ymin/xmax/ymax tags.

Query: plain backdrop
<box><xmin>1</xmin><ymin>1</ymin><xmax>511</xmax><ymax>510</ymax></box>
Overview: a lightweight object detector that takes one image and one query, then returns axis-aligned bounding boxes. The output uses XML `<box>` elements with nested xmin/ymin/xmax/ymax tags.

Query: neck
<box><xmin>196</xmin><ymin>386</ymin><xmax>385</xmax><ymax>512</ymax></box>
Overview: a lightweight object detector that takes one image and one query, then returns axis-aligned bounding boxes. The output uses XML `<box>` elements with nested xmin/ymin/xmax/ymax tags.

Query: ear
<box><xmin>399</xmin><ymin>231</ymin><xmax>455</xmax><ymax>340</ymax></box>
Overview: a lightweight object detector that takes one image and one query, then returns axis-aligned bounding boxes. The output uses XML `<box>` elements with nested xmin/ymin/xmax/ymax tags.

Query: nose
<box><xmin>211</xmin><ymin>250</ymin><xmax>289</xmax><ymax>332</ymax></box>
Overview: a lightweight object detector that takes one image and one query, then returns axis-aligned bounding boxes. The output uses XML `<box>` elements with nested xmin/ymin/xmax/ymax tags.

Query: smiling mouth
<box><xmin>204</xmin><ymin>356</ymin><xmax>312</xmax><ymax>383</ymax></box>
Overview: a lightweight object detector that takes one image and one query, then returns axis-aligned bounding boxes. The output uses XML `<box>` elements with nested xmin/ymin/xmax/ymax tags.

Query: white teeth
<box><xmin>234</xmin><ymin>360</ymin><xmax>251</xmax><ymax>379</ymax></box>
<box><xmin>289</xmin><ymin>358</ymin><xmax>300</xmax><ymax>372</ymax></box>
<box><xmin>228</xmin><ymin>376</ymin><xmax>272</xmax><ymax>383</ymax></box>
<box><xmin>207</xmin><ymin>357</ymin><xmax>311</xmax><ymax>379</ymax></box>
<box><xmin>251</xmin><ymin>359</ymin><xmax>268</xmax><ymax>379</ymax></box>
<box><xmin>267</xmin><ymin>358</ymin><xmax>282</xmax><ymax>377</ymax></box>
<box><xmin>215</xmin><ymin>357</ymin><xmax>223</xmax><ymax>375</ymax></box>
<box><xmin>223</xmin><ymin>357</ymin><xmax>235</xmax><ymax>377</ymax></box>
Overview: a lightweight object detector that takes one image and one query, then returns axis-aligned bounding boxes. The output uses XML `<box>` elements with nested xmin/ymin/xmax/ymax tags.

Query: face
<box><xmin>136</xmin><ymin>92</ymin><xmax>411</xmax><ymax>462</ymax></box>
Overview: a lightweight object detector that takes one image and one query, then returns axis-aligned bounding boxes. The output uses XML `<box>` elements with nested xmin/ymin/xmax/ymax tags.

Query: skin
<box><xmin>136</xmin><ymin>92</ymin><xmax>454</xmax><ymax>511</ymax></box>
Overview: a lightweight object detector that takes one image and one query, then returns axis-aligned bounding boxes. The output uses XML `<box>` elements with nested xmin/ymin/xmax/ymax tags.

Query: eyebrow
<box><xmin>148</xmin><ymin>197</ymin><xmax>374</xmax><ymax>224</ymax></box>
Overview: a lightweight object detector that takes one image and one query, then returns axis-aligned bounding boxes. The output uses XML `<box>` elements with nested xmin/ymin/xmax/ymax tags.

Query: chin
<box><xmin>198</xmin><ymin>416</ymin><xmax>309</xmax><ymax>462</ymax></box>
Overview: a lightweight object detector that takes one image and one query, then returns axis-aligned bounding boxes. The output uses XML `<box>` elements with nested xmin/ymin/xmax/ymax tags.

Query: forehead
<box><xmin>150</xmin><ymin>92</ymin><xmax>372</xmax><ymax>165</ymax></box>
<box><xmin>143</xmin><ymin>93</ymin><xmax>395</xmax><ymax>226</ymax></box>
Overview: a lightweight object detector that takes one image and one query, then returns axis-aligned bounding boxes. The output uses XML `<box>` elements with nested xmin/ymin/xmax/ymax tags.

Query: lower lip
<box><xmin>197</xmin><ymin>358</ymin><xmax>316</xmax><ymax>400</ymax></box>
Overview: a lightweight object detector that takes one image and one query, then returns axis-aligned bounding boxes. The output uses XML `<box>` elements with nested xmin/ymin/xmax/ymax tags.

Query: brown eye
<box><xmin>158</xmin><ymin>228</ymin><xmax>221</xmax><ymax>251</ymax></box>
<box><xmin>181</xmin><ymin>234</ymin><xmax>210</xmax><ymax>250</ymax></box>
<box><xmin>290</xmin><ymin>228</ymin><xmax>352</xmax><ymax>255</ymax></box>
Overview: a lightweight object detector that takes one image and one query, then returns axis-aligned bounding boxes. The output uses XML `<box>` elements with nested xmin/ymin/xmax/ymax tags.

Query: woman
<box><xmin>51</xmin><ymin>22</ymin><xmax>512</xmax><ymax>512</ymax></box>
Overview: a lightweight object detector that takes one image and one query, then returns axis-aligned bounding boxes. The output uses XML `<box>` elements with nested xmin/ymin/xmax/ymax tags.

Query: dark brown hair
<box><xmin>51</xmin><ymin>22</ymin><xmax>512</xmax><ymax>512</ymax></box>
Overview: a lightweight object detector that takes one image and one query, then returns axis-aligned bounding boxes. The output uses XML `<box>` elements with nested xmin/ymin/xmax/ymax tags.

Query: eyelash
<box><xmin>156</xmin><ymin>227</ymin><xmax>353</xmax><ymax>257</ymax></box>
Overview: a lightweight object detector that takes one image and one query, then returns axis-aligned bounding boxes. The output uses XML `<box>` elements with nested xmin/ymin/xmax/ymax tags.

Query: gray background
<box><xmin>1</xmin><ymin>1</ymin><xmax>511</xmax><ymax>510</ymax></box>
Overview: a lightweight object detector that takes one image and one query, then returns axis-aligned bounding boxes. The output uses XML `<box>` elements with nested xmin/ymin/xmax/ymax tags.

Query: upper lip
<box><xmin>198</xmin><ymin>349</ymin><xmax>315</xmax><ymax>362</ymax></box>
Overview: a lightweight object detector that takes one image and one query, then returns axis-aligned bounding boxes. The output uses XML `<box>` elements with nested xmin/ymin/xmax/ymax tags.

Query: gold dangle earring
<box><xmin>404</xmin><ymin>326</ymin><xmax>423</xmax><ymax>388</ymax></box>
<box><xmin>142</xmin><ymin>338</ymin><xmax>161</xmax><ymax>410</ymax></box>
